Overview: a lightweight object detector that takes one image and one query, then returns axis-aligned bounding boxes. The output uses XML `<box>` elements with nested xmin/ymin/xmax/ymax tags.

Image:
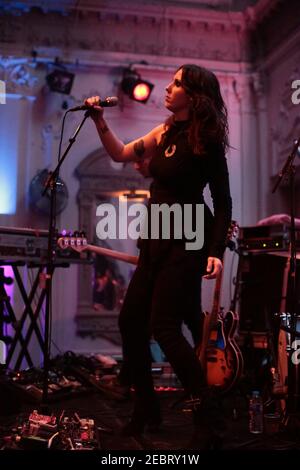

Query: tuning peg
<box><xmin>76</xmin><ymin>237</ymin><xmax>82</xmax><ymax>246</ymax></box>
<box><xmin>63</xmin><ymin>238</ymin><xmax>69</xmax><ymax>247</ymax></box>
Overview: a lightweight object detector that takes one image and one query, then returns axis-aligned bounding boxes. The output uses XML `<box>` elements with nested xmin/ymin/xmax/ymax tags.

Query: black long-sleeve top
<box><xmin>146</xmin><ymin>120</ymin><xmax>232</xmax><ymax>260</ymax></box>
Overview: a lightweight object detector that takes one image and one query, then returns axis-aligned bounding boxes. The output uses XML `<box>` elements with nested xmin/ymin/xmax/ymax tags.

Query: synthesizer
<box><xmin>0</xmin><ymin>226</ymin><xmax>91</xmax><ymax>264</ymax></box>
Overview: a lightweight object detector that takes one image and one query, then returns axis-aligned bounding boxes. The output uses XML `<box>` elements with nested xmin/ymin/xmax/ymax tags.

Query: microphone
<box><xmin>69</xmin><ymin>96</ymin><xmax>118</xmax><ymax>112</ymax></box>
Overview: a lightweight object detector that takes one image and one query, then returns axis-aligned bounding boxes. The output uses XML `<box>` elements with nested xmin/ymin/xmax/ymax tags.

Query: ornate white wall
<box><xmin>0</xmin><ymin>0</ymin><xmax>297</xmax><ymax>360</ymax></box>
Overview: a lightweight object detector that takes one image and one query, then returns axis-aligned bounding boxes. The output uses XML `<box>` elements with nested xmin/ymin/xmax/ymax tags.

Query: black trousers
<box><xmin>118</xmin><ymin>241</ymin><xmax>207</xmax><ymax>401</ymax></box>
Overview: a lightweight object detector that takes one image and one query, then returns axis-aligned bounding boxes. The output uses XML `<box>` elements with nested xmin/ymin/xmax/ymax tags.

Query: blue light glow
<box><xmin>0</xmin><ymin>101</ymin><xmax>18</xmax><ymax>214</ymax></box>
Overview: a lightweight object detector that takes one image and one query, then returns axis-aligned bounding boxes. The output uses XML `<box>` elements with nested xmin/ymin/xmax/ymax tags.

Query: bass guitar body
<box><xmin>198</xmin><ymin>309</ymin><xmax>243</xmax><ymax>394</ymax></box>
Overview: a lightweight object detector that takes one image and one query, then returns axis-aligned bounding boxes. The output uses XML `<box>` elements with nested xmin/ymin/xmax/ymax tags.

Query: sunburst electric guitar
<box><xmin>197</xmin><ymin>222</ymin><xmax>244</xmax><ymax>393</ymax></box>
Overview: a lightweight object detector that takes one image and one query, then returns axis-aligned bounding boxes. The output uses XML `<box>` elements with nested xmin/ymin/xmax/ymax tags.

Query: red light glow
<box><xmin>133</xmin><ymin>83</ymin><xmax>151</xmax><ymax>101</ymax></box>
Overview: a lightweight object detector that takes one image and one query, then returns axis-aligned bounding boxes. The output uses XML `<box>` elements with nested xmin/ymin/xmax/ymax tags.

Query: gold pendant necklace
<box><xmin>164</xmin><ymin>144</ymin><xmax>176</xmax><ymax>158</ymax></box>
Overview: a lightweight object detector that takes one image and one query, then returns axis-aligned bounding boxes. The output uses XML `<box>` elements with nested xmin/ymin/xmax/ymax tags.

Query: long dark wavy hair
<box><xmin>165</xmin><ymin>64</ymin><xmax>229</xmax><ymax>155</ymax></box>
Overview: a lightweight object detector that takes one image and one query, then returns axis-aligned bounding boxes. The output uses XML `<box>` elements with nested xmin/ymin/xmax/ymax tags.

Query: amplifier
<box><xmin>238</xmin><ymin>224</ymin><xmax>300</xmax><ymax>252</ymax></box>
<box><xmin>0</xmin><ymin>226</ymin><xmax>91</xmax><ymax>264</ymax></box>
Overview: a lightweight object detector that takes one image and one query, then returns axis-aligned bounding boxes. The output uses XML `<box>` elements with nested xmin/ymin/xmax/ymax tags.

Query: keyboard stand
<box><xmin>0</xmin><ymin>263</ymin><xmax>35</xmax><ymax>368</ymax></box>
<box><xmin>1</xmin><ymin>261</ymin><xmax>68</xmax><ymax>371</ymax></box>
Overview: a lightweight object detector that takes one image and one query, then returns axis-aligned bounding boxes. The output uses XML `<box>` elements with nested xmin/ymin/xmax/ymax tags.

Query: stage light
<box><xmin>46</xmin><ymin>69</ymin><xmax>74</xmax><ymax>94</ymax></box>
<box><xmin>121</xmin><ymin>69</ymin><xmax>154</xmax><ymax>104</ymax></box>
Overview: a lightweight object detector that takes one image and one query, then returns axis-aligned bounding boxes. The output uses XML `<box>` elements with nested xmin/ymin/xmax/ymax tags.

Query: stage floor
<box><xmin>1</xmin><ymin>383</ymin><xmax>300</xmax><ymax>452</ymax></box>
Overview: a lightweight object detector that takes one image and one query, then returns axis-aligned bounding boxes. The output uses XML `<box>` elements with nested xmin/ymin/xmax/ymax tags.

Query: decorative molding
<box><xmin>0</xmin><ymin>0</ymin><xmax>284</xmax><ymax>70</ymax></box>
<box><xmin>0</xmin><ymin>58</ymin><xmax>43</xmax><ymax>95</ymax></box>
<box><xmin>0</xmin><ymin>0</ymin><xmax>263</xmax><ymax>15</ymax></box>
<box><xmin>0</xmin><ymin>3</ymin><xmax>250</xmax><ymax>64</ymax></box>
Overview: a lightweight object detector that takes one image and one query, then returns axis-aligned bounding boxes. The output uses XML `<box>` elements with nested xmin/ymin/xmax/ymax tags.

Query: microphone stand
<box><xmin>272</xmin><ymin>136</ymin><xmax>300</xmax><ymax>426</ymax></box>
<box><xmin>41</xmin><ymin>110</ymin><xmax>91</xmax><ymax>403</ymax></box>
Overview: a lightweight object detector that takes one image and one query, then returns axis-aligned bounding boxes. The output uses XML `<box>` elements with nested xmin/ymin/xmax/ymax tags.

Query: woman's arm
<box><xmin>84</xmin><ymin>96</ymin><xmax>164</xmax><ymax>163</ymax></box>
<box><xmin>207</xmin><ymin>146</ymin><xmax>232</xmax><ymax>261</ymax></box>
<box><xmin>202</xmin><ymin>148</ymin><xmax>232</xmax><ymax>279</ymax></box>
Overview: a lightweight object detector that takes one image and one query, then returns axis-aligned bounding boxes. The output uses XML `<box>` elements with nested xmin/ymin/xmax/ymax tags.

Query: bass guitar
<box><xmin>197</xmin><ymin>222</ymin><xmax>244</xmax><ymax>393</ymax></box>
<box><xmin>57</xmin><ymin>236</ymin><xmax>139</xmax><ymax>265</ymax></box>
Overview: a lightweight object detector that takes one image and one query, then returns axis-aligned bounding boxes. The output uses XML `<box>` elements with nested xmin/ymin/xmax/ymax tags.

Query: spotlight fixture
<box><xmin>121</xmin><ymin>68</ymin><xmax>154</xmax><ymax>104</ymax></box>
<box><xmin>46</xmin><ymin>69</ymin><xmax>74</xmax><ymax>94</ymax></box>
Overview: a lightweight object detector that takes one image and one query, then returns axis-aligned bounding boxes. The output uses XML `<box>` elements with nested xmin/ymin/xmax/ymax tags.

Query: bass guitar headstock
<box><xmin>57</xmin><ymin>231</ymin><xmax>88</xmax><ymax>253</ymax></box>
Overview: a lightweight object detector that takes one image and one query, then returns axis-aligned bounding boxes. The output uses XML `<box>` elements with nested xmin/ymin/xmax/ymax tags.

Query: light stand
<box><xmin>272</xmin><ymin>136</ymin><xmax>300</xmax><ymax>425</ymax></box>
<box><xmin>42</xmin><ymin>110</ymin><xmax>91</xmax><ymax>403</ymax></box>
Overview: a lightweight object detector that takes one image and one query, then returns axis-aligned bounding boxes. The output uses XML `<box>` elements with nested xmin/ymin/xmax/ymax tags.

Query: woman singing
<box><xmin>85</xmin><ymin>64</ymin><xmax>232</xmax><ymax>448</ymax></box>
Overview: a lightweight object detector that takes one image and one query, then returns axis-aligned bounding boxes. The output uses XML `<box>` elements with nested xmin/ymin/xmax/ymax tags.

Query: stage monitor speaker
<box><xmin>238</xmin><ymin>253</ymin><xmax>300</xmax><ymax>333</ymax></box>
